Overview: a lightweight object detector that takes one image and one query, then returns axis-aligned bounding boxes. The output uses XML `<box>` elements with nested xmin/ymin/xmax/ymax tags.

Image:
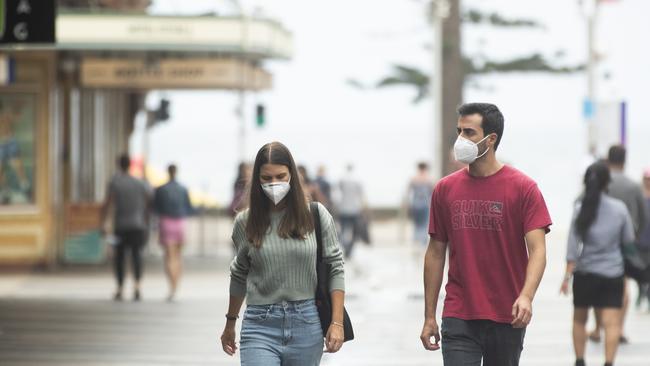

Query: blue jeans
<box><xmin>441</xmin><ymin>317</ymin><xmax>526</xmax><ymax>366</ymax></box>
<box><xmin>240</xmin><ymin>299</ymin><xmax>324</xmax><ymax>366</ymax></box>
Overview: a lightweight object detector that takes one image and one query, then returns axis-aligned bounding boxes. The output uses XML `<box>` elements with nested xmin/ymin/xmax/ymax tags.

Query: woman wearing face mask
<box><xmin>220</xmin><ymin>141</ymin><xmax>346</xmax><ymax>365</ymax></box>
<box><xmin>560</xmin><ymin>161</ymin><xmax>634</xmax><ymax>366</ymax></box>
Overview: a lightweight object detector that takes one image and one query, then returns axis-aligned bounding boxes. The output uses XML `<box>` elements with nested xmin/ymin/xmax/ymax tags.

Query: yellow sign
<box><xmin>81</xmin><ymin>58</ymin><xmax>272</xmax><ymax>90</ymax></box>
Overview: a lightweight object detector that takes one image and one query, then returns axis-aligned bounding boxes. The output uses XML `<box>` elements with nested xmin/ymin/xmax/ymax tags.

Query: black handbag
<box><xmin>621</xmin><ymin>242</ymin><xmax>649</xmax><ymax>283</ymax></box>
<box><xmin>310</xmin><ymin>202</ymin><xmax>354</xmax><ymax>341</ymax></box>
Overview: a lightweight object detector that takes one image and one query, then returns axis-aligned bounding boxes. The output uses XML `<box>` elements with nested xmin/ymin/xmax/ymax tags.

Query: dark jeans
<box><xmin>339</xmin><ymin>214</ymin><xmax>359</xmax><ymax>258</ymax></box>
<box><xmin>441</xmin><ymin>317</ymin><xmax>526</xmax><ymax>366</ymax></box>
<box><xmin>114</xmin><ymin>229</ymin><xmax>146</xmax><ymax>287</ymax></box>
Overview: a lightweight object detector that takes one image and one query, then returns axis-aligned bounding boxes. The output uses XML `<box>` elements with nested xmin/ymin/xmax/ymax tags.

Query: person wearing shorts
<box><xmin>561</xmin><ymin>161</ymin><xmax>634</xmax><ymax>366</ymax></box>
<box><xmin>154</xmin><ymin>164</ymin><xmax>194</xmax><ymax>301</ymax></box>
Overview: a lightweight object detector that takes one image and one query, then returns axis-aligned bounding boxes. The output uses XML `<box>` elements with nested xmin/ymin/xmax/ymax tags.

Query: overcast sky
<box><xmin>143</xmin><ymin>0</ymin><xmax>650</xmax><ymax>224</ymax></box>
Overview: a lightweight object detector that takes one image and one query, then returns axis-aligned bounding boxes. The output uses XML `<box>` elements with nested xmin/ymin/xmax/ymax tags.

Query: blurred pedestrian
<box><xmin>337</xmin><ymin>164</ymin><xmax>366</xmax><ymax>259</ymax></box>
<box><xmin>153</xmin><ymin>164</ymin><xmax>195</xmax><ymax>302</ymax></box>
<box><xmin>220</xmin><ymin>142</ymin><xmax>346</xmax><ymax>365</ymax></box>
<box><xmin>315</xmin><ymin>165</ymin><xmax>333</xmax><ymax>211</ymax></box>
<box><xmin>420</xmin><ymin>103</ymin><xmax>552</xmax><ymax>366</ymax></box>
<box><xmin>229</xmin><ymin>162</ymin><xmax>251</xmax><ymax>218</ymax></box>
<box><xmin>298</xmin><ymin>165</ymin><xmax>328</xmax><ymax>205</ymax></box>
<box><xmin>406</xmin><ymin>162</ymin><xmax>434</xmax><ymax>246</ymax></box>
<box><xmin>637</xmin><ymin>168</ymin><xmax>650</xmax><ymax>308</ymax></box>
<box><xmin>560</xmin><ymin>161</ymin><xmax>633</xmax><ymax>366</ymax></box>
<box><xmin>100</xmin><ymin>154</ymin><xmax>151</xmax><ymax>301</ymax></box>
<box><xmin>587</xmin><ymin>145</ymin><xmax>648</xmax><ymax>344</ymax></box>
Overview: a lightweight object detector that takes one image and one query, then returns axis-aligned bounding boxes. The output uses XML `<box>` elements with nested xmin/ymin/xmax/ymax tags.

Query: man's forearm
<box><xmin>520</xmin><ymin>243</ymin><xmax>546</xmax><ymax>300</ymax></box>
<box><xmin>424</xmin><ymin>239</ymin><xmax>446</xmax><ymax>319</ymax></box>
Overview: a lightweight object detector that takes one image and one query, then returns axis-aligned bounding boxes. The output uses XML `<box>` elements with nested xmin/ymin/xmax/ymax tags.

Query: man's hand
<box><xmin>511</xmin><ymin>295</ymin><xmax>532</xmax><ymax>328</ymax></box>
<box><xmin>559</xmin><ymin>279</ymin><xmax>570</xmax><ymax>295</ymax></box>
<box><xmin>420</xmin><ymin>318</ymin><xmax>441</xmax><ymax>351</ymax></box>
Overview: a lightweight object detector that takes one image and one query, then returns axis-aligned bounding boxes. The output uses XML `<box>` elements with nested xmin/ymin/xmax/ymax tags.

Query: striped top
<box><xmin>229</xmin><ymin>202</ymin><xmax>345</xmax><ymax>305</ymax></box>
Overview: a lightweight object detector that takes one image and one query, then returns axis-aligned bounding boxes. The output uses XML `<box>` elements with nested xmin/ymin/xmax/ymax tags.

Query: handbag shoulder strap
<box><xmin>310</xmin><ymin>202</ymin><xmax>323</xmax><ymax>263</ymax></box>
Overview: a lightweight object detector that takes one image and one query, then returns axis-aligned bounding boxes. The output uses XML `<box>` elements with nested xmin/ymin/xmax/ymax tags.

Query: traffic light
<box><xmin>256</xmin><ymin>104</ymin><xmax>265</xmax><ymax>127</ymax></box>
<box><xmin>146</xmin><ymin>98</ymin><xmax>170</xmax><ymax>129</ymax></box>
<box><xmin>154</xmin><ymin>98</ymin><xmax>170</xmax><ymax>122</ymax></box>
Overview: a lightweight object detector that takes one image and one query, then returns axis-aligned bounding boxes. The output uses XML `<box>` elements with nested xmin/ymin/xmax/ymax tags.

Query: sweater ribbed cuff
<box><xmin>329</xmin><ymin>277</ymin><xmax>345</xmax><ymax>292</ymax></box>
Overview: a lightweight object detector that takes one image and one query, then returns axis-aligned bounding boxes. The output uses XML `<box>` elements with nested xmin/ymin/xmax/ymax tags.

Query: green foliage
<box><xmin>375</xmin><ymin>54</ymin><xmax>583</xmax><ymax>103</ymax></box>
<box><xmin>375</xmin><ymin>65</ymin><xmax>430</xmax><ymax>103</ymax></box>
<box><xmin>361</xmin><ymin>3</ymin><xmax>584</xmax><ymax>104</ymax></box>
<box><xmin>465</xmin><ymin>54</ymin><xmax>585</xmax><ymax>74</ymax></box>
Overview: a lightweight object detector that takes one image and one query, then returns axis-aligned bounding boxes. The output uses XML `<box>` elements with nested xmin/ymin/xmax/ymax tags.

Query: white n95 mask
<box><xmin>453</xmin><ymin>135</ymin><xmax>491</xmax><ymax>165</ymax></box>
<box><xmin>261</xmin><ymin>181</ymin><xmax>291</xmax><ymax>205</ymax></box>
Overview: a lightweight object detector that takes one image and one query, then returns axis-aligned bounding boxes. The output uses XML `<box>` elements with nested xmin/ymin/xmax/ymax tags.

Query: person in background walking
<box><xmin>337</xmin><ymin>164</ymin><xmax>365</xmax><ymax>259</ymax></box>
<box><xmin>637</xmin><ymin>168</ymin><xmax>650</xmax><ymax>309</ymax></box>
<box><xmin>229</xmin><ymin>162</ymin><xmax>251</xmax><ymax>218</ymax></box>
<box><xmin>298</xmin><ymin>165</ymin><xmax>328</xmax><ymax>206</ymax></box>
<box><xmin>561</xmin><ymin>161</ymin><xmax>633</xmax><ymax>366</ymax></box>
<box><xmin>220</xmin><ymin>142</ymin><xmax>346</xmax><ymax>365</ymax></box>
<box><xmin>421</xmin><ymin>103</ymin><xmax>552</xmax><ymax>366</ymax></box>
<box><xmin>100</xmin><ymin>154</ymin><xmax>151</xmax><ymax>301</ymax></box>
<box><xmin>588</xmin><ymin>145</ymin><xmax>648</xmax><ymax>344</ymax></box>
<box><xmin>315</xmin><ymin>165</ymin><xmax>333</xmax><ymax>211</ymax></box>
<box><xmin>154</xmin><ymin>164</ymin><xmax>195</xmax><ymax>302</ymax></box>
<box><xmin>406</xmin><ymin>162</ymin><xmax>434</xmax><ymax>246</ymax></box>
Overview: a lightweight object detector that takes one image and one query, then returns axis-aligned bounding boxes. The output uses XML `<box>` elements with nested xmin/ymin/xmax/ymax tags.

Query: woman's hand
<box><xmin>559</xmin><ymin>278</ymin><xmax>570</xmax><ymax>295</ymax></box>
<box><xmin>220</xmin><ymin>324</ymin><xmax>238</xmax><ymax>356</ymax></box>
<box><xmin>325</xmin><ymin>323</ymin><xmax>344</xmax><ymax>353</ymax></box>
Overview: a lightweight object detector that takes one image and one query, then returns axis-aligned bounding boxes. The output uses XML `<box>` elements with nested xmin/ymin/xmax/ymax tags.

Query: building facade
<box><xmin>0</xmin><ymin>1</ymin><xmax>291</xmax><ymax>266</ymax></box>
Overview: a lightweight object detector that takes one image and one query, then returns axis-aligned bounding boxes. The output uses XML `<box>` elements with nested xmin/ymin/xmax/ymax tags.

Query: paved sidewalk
<box><xmin>1</xmin><ymin>220</ymin><xmax>649</xmax><ymax>365</ymax></box>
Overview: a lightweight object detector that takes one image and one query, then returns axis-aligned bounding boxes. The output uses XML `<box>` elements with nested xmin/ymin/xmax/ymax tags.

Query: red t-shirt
<box><xmin>428</xmin><ymin>165</ymin><xmax>552</xmax><ymax>323</ymax></box>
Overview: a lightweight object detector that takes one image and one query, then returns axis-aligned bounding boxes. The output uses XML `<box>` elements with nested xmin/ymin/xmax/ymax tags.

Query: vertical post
<box><xmin>584</xmin><ymin>0</ymin><xmax>599</xmax><ymax>154</ymax></box>
<box><xmin>199</xmin><ymin>182</ymin><xmax>208</xmax><ymax>257</ymax></box>
<box><xmin>237</xmin><ymin>90</ymin><xmax>247</xmax><ymax>162</ymax></box>
<box><xmin>430</xmin><ymin>0</ymin><xmax>449</xmax><ymax>181</ymax></box>
<box><xmin>620</xmin><ymin>101</ymin><xmax>626</xmax><ymax>147</ymax></box>
<box><xmin>142</xmin><ymin>111</ymin><xmax>151</xmax><ymax>181</ymax></box>
<box><xmin>237</xmin><ymin>12</ymin><xmax>250</xmax><ymax>162</ymax></box>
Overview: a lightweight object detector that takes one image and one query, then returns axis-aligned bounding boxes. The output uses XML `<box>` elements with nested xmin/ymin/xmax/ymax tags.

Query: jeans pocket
<box><xmin>243</xmin><ymin>306</ymin><xmax>270</xmax><ymax>322</ymax></box>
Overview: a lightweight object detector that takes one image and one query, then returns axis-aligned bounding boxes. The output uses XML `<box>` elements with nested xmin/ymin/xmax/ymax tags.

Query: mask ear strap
<box><xmin>476</xmin><ymin>146</ymin><xmax>490</xmax><ymax>159</ymax></box>
<box><xmin>476</xmin><ymin>134</ymin><xmax>493</xmax><ymax>159</ymax></box>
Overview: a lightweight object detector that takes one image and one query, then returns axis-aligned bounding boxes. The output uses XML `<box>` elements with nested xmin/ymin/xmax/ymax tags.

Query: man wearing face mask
<box><xmin>419</xmin><ymin>103</ymin><xmax>552</xmax><ymax>366</ymax></box>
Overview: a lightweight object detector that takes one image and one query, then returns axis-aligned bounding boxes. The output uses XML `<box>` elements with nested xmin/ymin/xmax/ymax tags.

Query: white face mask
<box><xmin>454</xmin><ymin>135</ymin><xmax>491</xmax><ymax>165</ymax></box>
<box><xmin>261</xmin><ymin>180</ymin><xmax>291</xmax><ymax>205</ymax></box>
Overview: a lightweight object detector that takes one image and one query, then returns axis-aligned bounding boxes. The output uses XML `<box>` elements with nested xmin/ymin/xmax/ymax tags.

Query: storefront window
<box><xmin>0</xmin><ymin>93</ymin><xmax>36</xmax><ymax>206</ymax></box>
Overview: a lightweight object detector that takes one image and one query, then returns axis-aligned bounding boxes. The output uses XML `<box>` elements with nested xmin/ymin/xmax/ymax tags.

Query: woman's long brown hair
<box><xmin>245</xmin><ymin>142</ymin><xmax>313</xmax><ymax>247</ymax></box>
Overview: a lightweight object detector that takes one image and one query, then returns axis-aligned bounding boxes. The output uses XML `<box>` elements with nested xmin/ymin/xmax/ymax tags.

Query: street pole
<box><xmin>582</xmin><ymin>0</ymin><xmax>599</xmax><ymax>155</ymax></box>
<box><xmin>430</xmin><ymin>0</ymin><xmax>449</xmax><ymax>180</ymax></box>
<box><xmin>237</xmin><ymin>10</ymin><xmax>250</xmax><ymax>163</ymax></box>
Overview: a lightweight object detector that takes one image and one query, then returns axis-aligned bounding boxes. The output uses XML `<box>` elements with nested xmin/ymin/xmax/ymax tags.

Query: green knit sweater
<box><xmin>229</xmin><ymin>202</ymin><xmax>345</xmax><ymax>305</ymax></box>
